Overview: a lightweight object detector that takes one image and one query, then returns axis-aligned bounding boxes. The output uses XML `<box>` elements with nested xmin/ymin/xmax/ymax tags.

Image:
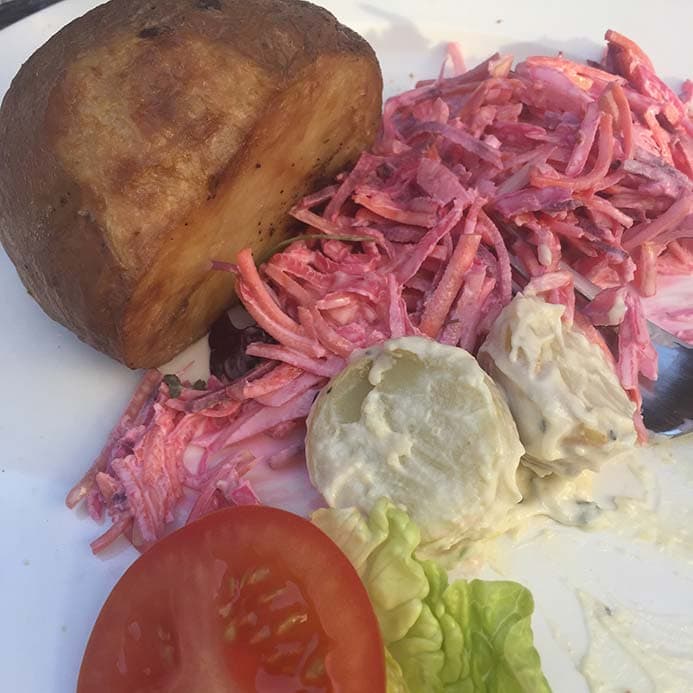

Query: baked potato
<box><xmin>0</xmin><ymin>0</ymin><xmax>382</xmax><ymax>367</ymax></box>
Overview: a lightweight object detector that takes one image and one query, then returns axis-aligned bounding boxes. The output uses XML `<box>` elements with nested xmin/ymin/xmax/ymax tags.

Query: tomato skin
<box><xmin>78</xmin><ymin>506</ymin><xmax>386</xmax><ymax>693</ymax></box>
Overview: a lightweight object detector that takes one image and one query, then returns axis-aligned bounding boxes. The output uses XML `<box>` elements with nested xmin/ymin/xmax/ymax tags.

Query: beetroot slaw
<box><xmin>68</xmin><ymin>31</ymin><xmax>693</xmax><ymax>553</ymax></box>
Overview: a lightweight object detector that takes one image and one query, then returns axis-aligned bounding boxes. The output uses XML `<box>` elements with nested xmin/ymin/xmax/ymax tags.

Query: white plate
<box><xmin>1</xmin><ymin>1</ymin><xmax>693</xmax><ymax>691</ymax></box>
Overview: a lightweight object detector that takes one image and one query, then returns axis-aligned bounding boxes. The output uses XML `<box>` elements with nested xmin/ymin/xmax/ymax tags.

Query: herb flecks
<box><xmin>163</xmin><ymin>374</ymin><xmax>183</xmax><ymax>399</ymax></box>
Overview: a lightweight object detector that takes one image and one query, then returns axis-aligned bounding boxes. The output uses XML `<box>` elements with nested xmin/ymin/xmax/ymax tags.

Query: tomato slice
<box><xmin>78</xmin><ymin>506</ymin><xmax>385</xmax><ymax>692</ymax></box>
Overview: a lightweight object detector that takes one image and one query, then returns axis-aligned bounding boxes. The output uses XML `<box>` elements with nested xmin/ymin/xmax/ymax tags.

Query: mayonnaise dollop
<box><xmin>306</xmin><ymin>336</ymin><xmax>525</xmax><ymax>554</ymax></box>
<box><xmin>478</xmin><ymin>295</ymin><xmax>637</xmax><ymax>477</ymax></box>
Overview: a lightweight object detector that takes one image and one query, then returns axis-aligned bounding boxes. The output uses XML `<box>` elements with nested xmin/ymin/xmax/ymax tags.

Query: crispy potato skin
<box><xmin>0</xmin><ymin>0</ymin><xmax>382</xmax><ymax>367</ymax></box>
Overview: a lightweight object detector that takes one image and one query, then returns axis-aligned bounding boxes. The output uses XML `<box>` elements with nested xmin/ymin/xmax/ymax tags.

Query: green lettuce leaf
<box><xmin>313</xmin><ymin>499</ymin><xmax>551</xmax><ymax>693</ymax></box>
<box><xmin>386</xmin><ymin>649</ymin><xmax>409</xmax><ymax>693</ymax></box>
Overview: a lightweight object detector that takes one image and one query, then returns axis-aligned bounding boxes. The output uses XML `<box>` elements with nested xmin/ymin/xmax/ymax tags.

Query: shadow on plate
<box><xmin>359</xmin><ymin>2</ymin><xmax>432</xmax><ymax>54</ymax></box>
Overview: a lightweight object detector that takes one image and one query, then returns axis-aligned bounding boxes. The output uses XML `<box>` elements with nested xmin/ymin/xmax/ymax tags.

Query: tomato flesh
<box><xmin>78</xmin><ymin>506</ymin><xmax>385</xmax><ymax>692</ymax></box>
<box><xmin>221</xmin><ymin>557</ymin><xmax>331</xmax><ymax>689</ymax></box>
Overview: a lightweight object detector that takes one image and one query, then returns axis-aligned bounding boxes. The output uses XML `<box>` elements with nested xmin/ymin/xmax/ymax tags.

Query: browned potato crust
<box><xmin>0</xmin><ymin>0</ymin><xmax>382</xmax><ymax>367</ymax></box>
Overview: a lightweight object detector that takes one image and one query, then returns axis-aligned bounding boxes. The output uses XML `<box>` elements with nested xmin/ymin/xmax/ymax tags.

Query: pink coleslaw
<box><xmin>68</xmin><ymin>31</ymin><xmax>693</xmax><ymax>553</ymax></box>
